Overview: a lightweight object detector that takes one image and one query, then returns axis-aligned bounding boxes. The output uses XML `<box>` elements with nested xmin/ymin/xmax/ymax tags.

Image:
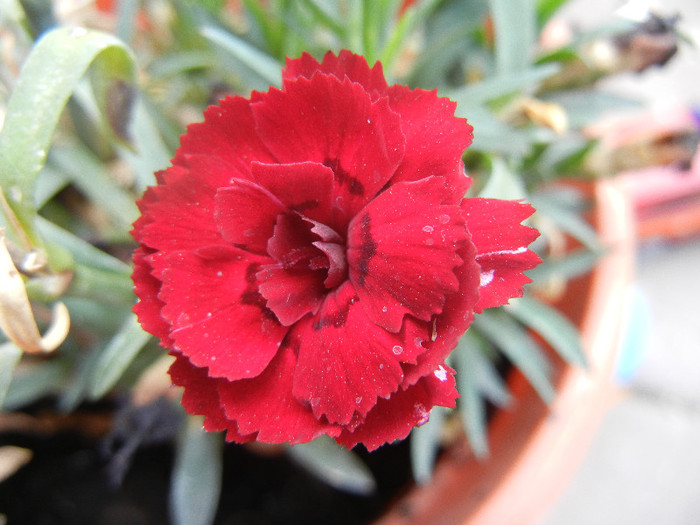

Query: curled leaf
<box><xmin>0</xmin><ymin>230</ymin><xmax>69</xmax><ymax>354</ymax></box>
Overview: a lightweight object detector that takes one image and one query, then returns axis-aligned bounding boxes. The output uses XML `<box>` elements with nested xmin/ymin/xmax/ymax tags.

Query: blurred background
<box><xmin>542</xmin><ymin>0</ymin><xmax>700</xmax><ymax>523</ymax></box>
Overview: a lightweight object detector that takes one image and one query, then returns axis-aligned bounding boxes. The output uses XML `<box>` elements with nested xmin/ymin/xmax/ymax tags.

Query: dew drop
<box><xmin>379</xmin><ymin>363</ymin><xmax>384</xmax><ymax>370</ymax></box>
<box><xmin>422</xmin><ymin>225</ymin><xmax>434</xmax><ymax>233</ymax></box>
<box><xmin>414</xmin><ymin>337</ymin><xmax>424</xmax><ymax>348</ymax></box>
<box><xmin>414</xmin><ymin>403</ymin><xmax>430</xmax><ymax>425</ymax></box>
<box><xmin>392</xmin><ymin>345</ymin><xmax>403</xmax><ymax>355</ymax></box>
<box><xmin>355</xmin><ymin>396</ymin><xmax>363</xmax><ymax>404</ymax></box>
<box><xmin>381</xmin><ymin>306</ymin><xmax>388</xmax><ymax>313</ymax></box>
<box><xmin>434</xmin><ymin>365</ymin><xmax>448</xmax><ymax>382</ymax></box>
<box><xmin>216</xmin><ymin>271</ymin><xmax>223</xmax><ymax>277</ymax></box>
<box><xmin>480</xmin><ymin>270</ymin><xmax>495</xmax><ymax>287</ymax></box>
<box><xmin>438</xmin><ymin>214</ymin><xmax>450</xmax><ymax>224</ymax></box>
<box><xmin>425</xmin><ymin>238</ymin><xmax>434</xmax><ymax>246</ymax></box>
<box><xmin>310</xmin><ymin>397</ymin><xmax>320</xmax><ymax>407</ymax></box>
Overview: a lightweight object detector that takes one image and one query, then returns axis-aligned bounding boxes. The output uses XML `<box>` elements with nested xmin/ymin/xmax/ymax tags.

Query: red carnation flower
<box><xmin>131</xmin><ymin>50</ymin><xmax>541</xmax><ymax>451</ymax></box>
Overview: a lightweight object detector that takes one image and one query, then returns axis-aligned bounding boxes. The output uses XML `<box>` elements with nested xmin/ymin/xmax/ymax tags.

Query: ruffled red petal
<box><xmin>461</xmin><ymin>198</ymin><xmax>541</xmax><ymax>312</ymax></box>
<box><xmin>402</xmin><ymin>240</ymin><xmax>481</xmax><ymax>386</ymax></box>
<box><xmin>335</xmin><ymin>364</ymin><xmax>458</xmax><ymax>451</ymax></box>
<box><xmin>132</xmin><ymin>247</ymin><xmax>171</xmax><ymax>346</ymax></box>
<box><xmin>174</xmin><ymin>95</ymin><xmax>275</xmax><ymax>183</ymax></box>
<box><xmin>283</xmin><ymin>50</ymin><xmax>389</xmax><ymax>100</ymax></box>
<box><xmin>169</xmin><ymin>353</ymin><xmax>255</xmax><ymax>442</ymax></box>
<box><xmin>134</xmin><ymin>167</ymin><xmax>223</xmax><ymax>254</ymax></box>
<box><xmin>214</xmin><ymin>179</ymin><xmax>285</xmax><ymax>255</ymax></box>
<box><xmin>387</xmin><ymin>85</ymin><xmax>473</xmax><ymax>201</ymax></box>
<box><xmin>347</xmin><ymin>176</ymin><xmax>468</xmax><ymax>333</ymax></box>
<box><xmin>256</xmin><ymin>265</ymin><xmax>325</xmax><ymax>326</ymax></box>
<box><xmin>290</xmin><ymin>282</ymin><xmax>426</xmax><ymax>426</ymax></box>
<box><xmin>251</xmin><ymin>161</ymin><xmax>335</xmax><ymax>225</ymax></box>
<box><xmin>251</xmin><ymin>73</ymin><xmax>405</xmax><ymax>228</ymax></box>
<box><xmin>216</xmin><ymin>345</ymin><xmax>342</xmax><ymax>444</ymax></box>
<box><xmin>156</xmin><ymin>247</ymin><xmax>288</xmax><ymax>381</ymax></box>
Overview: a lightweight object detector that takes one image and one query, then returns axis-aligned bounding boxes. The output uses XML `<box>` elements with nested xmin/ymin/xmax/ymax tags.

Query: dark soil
<box><xmin>0</xmin><ymin>414</ymin><xmax>414</xmax><ymax>525</ymax></box>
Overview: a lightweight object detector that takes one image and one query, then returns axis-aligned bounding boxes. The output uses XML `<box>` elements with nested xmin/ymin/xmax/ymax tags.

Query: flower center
<box><xmin>255</xmin><ymin>212</ymin><xmax>348</xmax><ymax>326</ymax></box>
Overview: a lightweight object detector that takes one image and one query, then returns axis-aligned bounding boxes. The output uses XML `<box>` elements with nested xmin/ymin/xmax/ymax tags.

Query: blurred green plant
<box><xmin>0</xmin><ymin>0</ymin><xmax>677</xmax><ymax>522</ymax></box>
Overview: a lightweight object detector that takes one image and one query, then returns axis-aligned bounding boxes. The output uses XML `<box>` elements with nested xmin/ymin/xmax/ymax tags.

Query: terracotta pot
<box><xmin>375</xmin><ymin>178</ymin><xmax>635</xmax><ymax>525</ymax></box>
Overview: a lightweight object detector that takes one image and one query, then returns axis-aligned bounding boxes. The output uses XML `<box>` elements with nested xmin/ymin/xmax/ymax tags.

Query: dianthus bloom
<box><xmin>131</xmin><ymin>50</ymin><xmax>540</xmax><ymax>451</ymax></box>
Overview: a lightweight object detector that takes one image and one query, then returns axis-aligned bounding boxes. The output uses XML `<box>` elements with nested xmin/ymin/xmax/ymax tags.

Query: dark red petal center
<box><xmin>256</xmin><ymin>212</ymin><xmax>349</xmax><ymax>325</ymax></box>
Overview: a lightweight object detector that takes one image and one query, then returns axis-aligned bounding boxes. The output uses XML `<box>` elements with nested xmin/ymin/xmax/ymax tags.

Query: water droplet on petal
<box><xmin>480</xmin><ymin>270</ymin><xmax>495</xmax><ymax>287</ymax></box>
<box><xmin>425</xmin><ymin>238</ymin><xmax>434</xmax><ymax>246</ymax></box>
<box><xmin>381</xmin><ymin>306</ymin><xmax>388</xmax><ymax>313</ymax></box>
<box><xmin>422</xmin><ymin>225</ymin><xmax>434</xmax><ymax>233</ymax></box>
<box><xmin>438</xmin><ymin>214</ymin><xmax>450</xmax><ymax>224</ymax></box>
<box><xmin>355</xmin><ymin>396</ymin><xmax>363</xmax><ymax>404</ymax></box>
<box><xmin>414</xmin><ymin>337</ymin><xmax>425</xmax><ymax>348</ymax></box>
<box><xmin>414</xmin><ymin>403</ymin><xmax>430</xmax><ymax>425</ymax></box>
<box><xmin>310</xmin><ymin>397</ymin><xmax>320</xmax><ymax>407</ymax></box>
<box><xmin>392</xmin><ymin>345</ymin><xmax>403</xmax><ymax>355</ymax></box>
<box><xmin>434</xmin><ymin>365</ymin><xmax>448</xmax><ymax>382</ymax></box>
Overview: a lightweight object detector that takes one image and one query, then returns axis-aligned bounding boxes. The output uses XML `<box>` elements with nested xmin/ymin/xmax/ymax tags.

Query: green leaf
<box><xmin>298</xmin><ymin>0</ymin><xmax>345</xmax><ymax>38</ymax></box>
<box><xmin>506</xmin><ymin>295</ymin><xmax>587</xmax><ymax>367</ymax></box>
<box><xmin>34</xmin><ymin>165</ymin><xmax>69</xmax><ymax>209</ymax></box>
<box><xmin>58</xmin><ymin>342</ymin><xmax>106</xmax><ymax>412</ymax></box>
<box><xmin>527</xmin><ymin>248</ymin><xmax>601</xmax><ymax>283</ymax></box>
<box><xmin>473</xmin><ymin>309</ymin><xmax>554</xmax><ymax>402</ymax></box>
<box><xmin>479</xmin><ymin>157</ymin><xmax>528</xmax><ymax>200</ymax></box>
<box><xmin>118</xmin><ymin>98</ymin><xmax>173</xmax><ymax>192</ymax></box>
<box><xmin>1</xmin><ymin>358</ymin><xmax>71</xmax><ymax>411</ymax></box>
<box><xmin>410</xmin><ymin>405</ymin><xmax>448</xmax><ymax>484</ymax></box>
<box><xmin>445</xmin><ymin>64</ymin><xmax>559</xmax><ymax>108</ymax></box>
<box><xmin>201</xmin><ymin>25</ymin><xmax>282</xmax><ymax>88</ymax></box>
<box><xmin>148</xmin><ymin>50</ymin><xmax>215</xmax><ymax>79</ymax></box>
<box><xmin>116</xmin><ymin>0</ymin><xmax>141</xmax><ymax>44</ymax></box>
<box><xmin>544</xmin><ymin>89</ymin><xmax>639</xmax><ymax>129</ymax></box>
<box><xmin>170</xmin><ymin>416</ymin><xmax>223</xmax><ymax>525</ymax></box>
<box><xmin>48</xmin><ymin>143</ymin><xmax>139</xmax><ymax>231</ymax></box>
<box><xmin>36</xmin><ymin>216</ymin><xmax>131</xmax><ymax>275</ymax></box>
<box><xmin>453</xmin><ymin>341</ymin><xmax>490</xmax><ymax>458</ymax></box>
<box><xmin>530</xmin><ymin>192</ymin><xmax>600</xmax><ymax>250</ymax></box>
<box><xmin>536</xmin><ymin>0</ymin><xmax>569</xmax><ymax>27</ymax></box>
<box><xmin>288</xmin><ymin>435</ymin><xmax>376</xmax><ymax>496</ymax></box>
<box><xmin>459</xmin><ymin>106</ymin><xmax>530</xmax><ymax>155</ymax></box>
<box><xmin>0</xmin><ymin>342</ymin><xmax>22</xmax><ymax>409</ymax></box>
<box><xmin>379</xmin><ymin>0</ymin><xmax>441</xmax><ymax>76</ymax></box>
<box><xmin>489</xmin><ymin>0</ymin><xmax>536</xmax><ymax>74</ymax></box>
<box><xmin>453</xmin><ymin>331</ymin><xmax>512</xmax><ymax>458</ymax></box>
<box><xmin>0</xmin><ymin>26</ymin><xmax>135</xmax><ymax>243</ymax></box>
<box><xmin>88</xmin><ymin>313</ymin><xmax>151</xmax><ymax>400</ymax></box>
